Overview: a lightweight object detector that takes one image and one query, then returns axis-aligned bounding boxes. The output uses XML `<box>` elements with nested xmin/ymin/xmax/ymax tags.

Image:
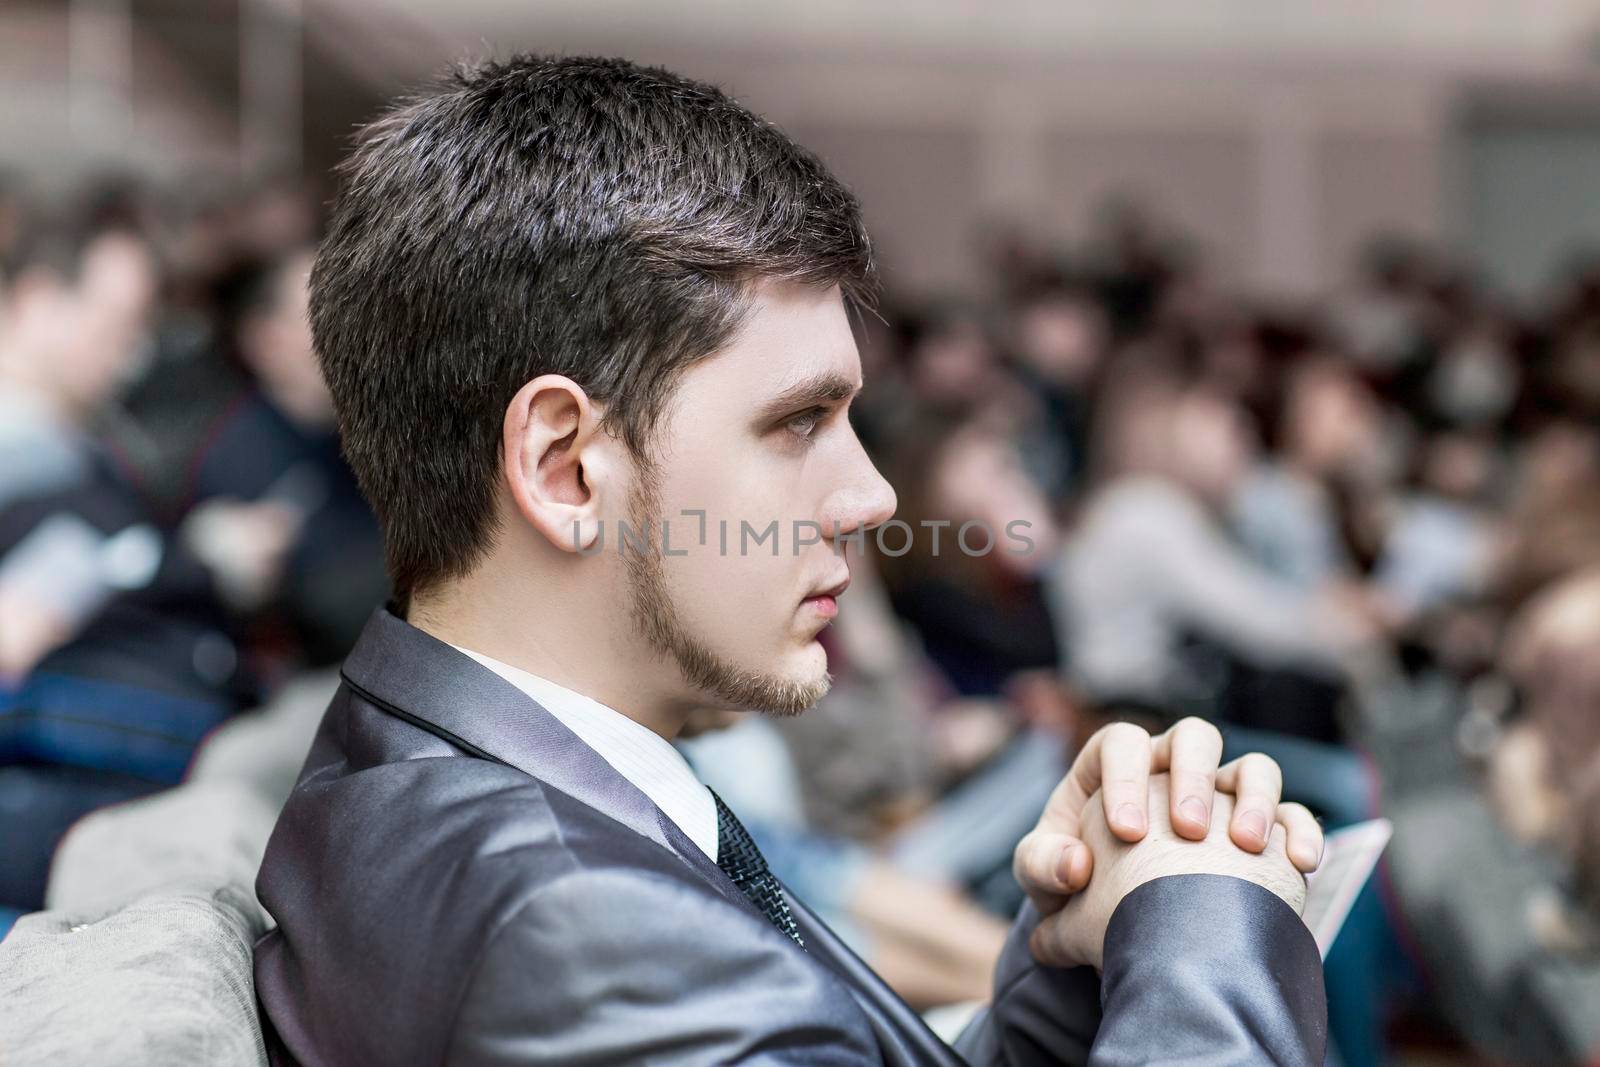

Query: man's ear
<box><xmin>501</xmin><ymin>375</ymin><xmax>615</xmax><ymax>554</ymax></box>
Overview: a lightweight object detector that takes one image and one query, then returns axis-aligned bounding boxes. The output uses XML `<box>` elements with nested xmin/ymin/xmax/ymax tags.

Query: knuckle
<box><xmin>1030</xmin><ymin>919</ymin><xmax>1061</xmax><ymax>962</ymax></box>
<box><xmin>1087</xmin><ymin>721</ymin><xmax>1120</xmax><ymax>745</ymax></box>
<box><xmin>1279</xmin><ymin>802</ymin><xmax>1313</xmax><ymax>824</ymax></box>
<box><xmin>1013</xmin><ymin>836</ymin><xmax>1044</xmax><ymax>879</ymax></box>
<box><xmin>1105</xmin><ymin>774</ymin><xmax>1146</xmax><ymax>795</ymax></box>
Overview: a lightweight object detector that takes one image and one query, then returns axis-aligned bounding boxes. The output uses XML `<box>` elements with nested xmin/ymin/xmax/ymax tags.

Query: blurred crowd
<box><xmin>2</xmin><ymin>171</ymin><xmax>1599</xmax><ymax>1065</ymax></box>
<box><xmin>0</xmin><ymin>172</ymin><xmax>384</xmax><ymax>920</ymax></box>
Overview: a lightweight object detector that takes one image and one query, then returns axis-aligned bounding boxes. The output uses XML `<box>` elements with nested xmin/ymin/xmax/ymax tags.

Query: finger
<box><xmin>1034</xmin><ymin>720</ymin><xmax>1152</xmax><ymax>842</ymax></box>
<box><xmin>1152</xmin><ymin>716</ymin><xmax>1224</xmax><ymax>840</ymax></box>
<box><xmin>1275</xmin><ymin>802</ymin><xmax>1325</xmax><ymax>872</ymax></box>
<box><xmin>1091</xmin><ymin>722</ymin><xmax>1153</xmax><ymax>841</ymax></box>
<box><xmin>1027</xmin><ymin>911</ymin><xmax>1078</xmax><ymax>968</ymax></box>
<box><xmin>1216</xmin><ymin>752</ymin><xmax>1283</xmax><ymax>852</ymax></box>
<box><xmin>1266</xmin><ymin>819</ymin><xmax>1291</xmax><ymax>860</ymax></box>
<box><xmin>1012</xmin><ymin>830</ymin><xmax>1094</xmax><ymax>902</ymax></box>
<box><xmin>1266</xmin><ymin>820</ymin><xmax>1306</xmax><ymax>886</ymax></box>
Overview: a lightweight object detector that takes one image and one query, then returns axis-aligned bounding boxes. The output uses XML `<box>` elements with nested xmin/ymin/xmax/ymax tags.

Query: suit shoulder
<box><xmin>269</xmin><ymin>751</ymin><xmax>592</xmax><ymax>904</ymax></box>
<box><xmin>257</xmin><ymin>753</ymin><xmax>713</xmax><ymax>1065</ymax></box>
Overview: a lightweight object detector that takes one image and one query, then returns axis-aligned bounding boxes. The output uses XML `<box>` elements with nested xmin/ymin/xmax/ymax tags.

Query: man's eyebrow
<box><xmin>754</xmin><ymin>372</ymin><xmax>863</xmax><ymax>422</ymax></box>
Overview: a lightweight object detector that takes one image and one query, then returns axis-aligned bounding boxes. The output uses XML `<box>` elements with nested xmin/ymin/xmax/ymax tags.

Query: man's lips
<box><xmin>802</xmin><ymin>573</ymin><xmax>851</xmax><ymax>619</ymax></box>
<box><xmin>803</xmin><ymin>594</ymin><xmax>840</xmax><ymax>619</ymax></box>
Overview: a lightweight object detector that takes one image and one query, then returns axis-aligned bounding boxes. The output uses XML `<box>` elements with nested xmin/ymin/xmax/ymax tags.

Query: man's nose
<box><xmin>861</xmin><ymin>467</ymin><xmax>897</xmax><ymax>531</ymax></box>
<box><xmin>830</xmin><ymin>457</ymin><xmax>897</xmax><ymax>538</ymax></box>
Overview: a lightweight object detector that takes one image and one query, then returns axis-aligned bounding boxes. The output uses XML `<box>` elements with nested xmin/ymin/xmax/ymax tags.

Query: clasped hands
<box><xmin>1012</xmin><ymin>718</ymin><xmax>1323</xmax><ymax>971</ymax></box>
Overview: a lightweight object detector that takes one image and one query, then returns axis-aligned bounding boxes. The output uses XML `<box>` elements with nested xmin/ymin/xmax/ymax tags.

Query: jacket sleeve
<box><xmin>954</xmin><ymin>873</ymin><xmax>1327</xmax><ymax>1067</ymax></box>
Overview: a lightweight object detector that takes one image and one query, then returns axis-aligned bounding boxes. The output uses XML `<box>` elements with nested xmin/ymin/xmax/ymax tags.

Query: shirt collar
<box><xmin>446</xmin><ymin>644</ymin><xmax>719</xmax><ymax>862</ymax></box>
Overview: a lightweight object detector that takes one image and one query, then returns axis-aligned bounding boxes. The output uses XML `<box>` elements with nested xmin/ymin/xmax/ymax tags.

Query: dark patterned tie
<box><xmin>710</xmin><ymin>789</ymin><xmax>805</xmax><ymax>949</ymax></box>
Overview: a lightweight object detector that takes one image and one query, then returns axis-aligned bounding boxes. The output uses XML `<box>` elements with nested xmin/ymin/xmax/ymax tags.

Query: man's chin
<box><xmin>674</xmin><ymin>639</ymin><xmax>832</xmax><ymax>717</ymax></box>
<box><xmin>738</xmin><ymin>665</ymin><xmax>832</xmax><ymax>718</ymax></box>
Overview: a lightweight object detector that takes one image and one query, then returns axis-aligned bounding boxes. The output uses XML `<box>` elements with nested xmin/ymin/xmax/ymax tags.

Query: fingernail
<box><xmin>1114</xmin><ymin>803</ymin><xmax>1146</xmax><ymax>834</ymax></box>
<box><xmin>1055</xmin><ymin>844</ymin><xmax>1076</xmax><ymax>887</ymax></box>
<box><xmin>1178</xmin><ymin>796</ymin><xmax>1209</xmax><ymax>827</ymax></box>
<box><xmin>1239</xmin><ymin>810</ymin><xmax>1268</xmax><ymax>843</ymax></box>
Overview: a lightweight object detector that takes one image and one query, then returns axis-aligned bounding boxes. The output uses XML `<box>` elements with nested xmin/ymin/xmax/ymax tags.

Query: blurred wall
<box><xmin>1461</xmin><ymin>83</ymin><xmax>1600</xmax><ymax>299</ymax></box>
<box><xmin>625</xmin><ymin>51</ymin><xmax>1449</xmax><ymax>298</ymax></box>
<box><xmin>12</xmin><ymin>0</ymin><xmax>1600</xmax><ymax>301</ymax></box>
<box><xmin>0</xmin><ymin>4</ymin><xmax>236</xmax><ymax>180</ymax></box>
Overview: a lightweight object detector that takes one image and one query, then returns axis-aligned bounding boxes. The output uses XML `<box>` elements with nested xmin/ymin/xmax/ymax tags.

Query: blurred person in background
<box><xmin>1230</xmin><ymin>353</ymin><xmax>1406</xmax><ymax>744</ymax></box>
<box><xmin>1496</xmin><ymin>455</ymin><xmax>1600</xmax><ymax>616</ymax></box>
<box><xmin>678</xmin><ymin>704</ymin><xmax>1010</xmax><ymax>1011</ymax></box>
<box><xmin>1489</xmin><ymin>566</ymin><xmax>1600</xmax><ymax>947</ymax></box>
<box><xmin>1327</xmin><ymin>237</ymin><xmax>1437</xmax><ymax>384</ymax></box>
<box><xmin>106</xmin><ymin>178</ymin><xmax>323</xmax><ymax>516</ymax></box>
<box><xmin>1052</xmin><ymin>364</ymin><xmax>1409</xmax><ymax>1067</ymax></box>
<box><xmin>0</xmin><ymin>211</ymin><xmax>286</xmax><ymax>929</ymax></box>
<box><xmin>1544</xmin><ymin>319</ymin><xmax>1600</xmax><ymax>426</ymax></box>
<box><xmin>896</xmin><ymin>304</ymin><xmax>1000</xmax><ymax>417</ymax></box>
<box><xmin>1053</xmin><ymin>365</ymin><xmax>1380</xmax><ymax>727</ymax></box>
<box><xmin>866</xmin><ymin>412</ymin><xmax>1083</xmax><ymax>908</ymax></box>
<box><xmin>183</xmin><ymin>248</ymin><xmax>387</xmax><ymax>667</ymax></box>
<box><xmin>1374</xmin><ymin>427</ymin><xmax>1500</xmax><ymax>621</ymax></box>
<box><xmin>875</xmin><ymin>412</ymin><xmax>1061</xmax><ymax>698</ymax></box>
<box><xmin>1235</xmin><ymin>356</ymin><xmax>1385</xmax><ymax>594</ymax></box>
<box><xmin>1377</xmin><ymin>552</ymin><xmax>1600</xmax><ymax>1064</ymax></box>
<box><xmin>1082</xmin><ymin>197</ymin><xmax>1189</xmax><ymax>341</ymax></box>
<box><xmin>1</xmin><ymin>218</ymin><xmax>164</xmax><ymax>676</ymax></box>
<box><xmin>0</xmin><ymin>173</ymin><xmax>23</xmax><ymax>281</ymax></box>
<box><xmin>1001</xmin><ymin>281</ymin><xmax>1110</xmax><ymax>502</ymax></box>
<box><xmin>1511</xmin><ymin>417</ymin><xmax>1600</xmax><ymax>521</ymax></box>
<box><xmin>886</xmin><ymin>302</ymin><xmax>1047</xmax><ymax>435</ymax></box>
<box><xmin>1425</xmin><ymin>304</ymin><xmax>1521</xmax><ymax>431</ymax></box>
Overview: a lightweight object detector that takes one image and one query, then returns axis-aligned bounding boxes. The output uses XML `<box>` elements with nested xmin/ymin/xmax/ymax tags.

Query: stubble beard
<box><xmin>622</xmin><ymin>461</ymin><xmax>830</xmax><ymax>717</ymax></box>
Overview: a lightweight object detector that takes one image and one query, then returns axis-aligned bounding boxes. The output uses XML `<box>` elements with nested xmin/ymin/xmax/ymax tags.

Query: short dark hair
<box><xmin>311</xmin><ymin>54</ymin><xmax>878</xmax><ymax>609</ymax></box>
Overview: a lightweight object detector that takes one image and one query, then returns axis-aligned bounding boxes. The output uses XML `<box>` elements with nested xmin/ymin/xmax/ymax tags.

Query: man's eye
<box><xmin>786</xmin><ymin>407</ymin><xmax>827</xmax><ymax>439</ymax></box>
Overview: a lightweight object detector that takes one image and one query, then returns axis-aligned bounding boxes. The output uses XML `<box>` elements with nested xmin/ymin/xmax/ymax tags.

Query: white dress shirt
<box><xmin>448</xmin><ymin>644</ymin><xmax>719</xmax><ymax>862</ymax></box>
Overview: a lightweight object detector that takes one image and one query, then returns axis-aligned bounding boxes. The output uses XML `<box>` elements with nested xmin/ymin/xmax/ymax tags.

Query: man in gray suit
<box><xmin>254</xmin><ymin>54</ymin><xmax>1330</xmax><ymax>1065</ymax></box>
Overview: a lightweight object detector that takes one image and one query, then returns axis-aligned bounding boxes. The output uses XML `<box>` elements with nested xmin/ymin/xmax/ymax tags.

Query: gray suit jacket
<box><xmin>253</xmin><ymin>608</ymin><xmax>1326</xmax><ymax>1065</ymax></box>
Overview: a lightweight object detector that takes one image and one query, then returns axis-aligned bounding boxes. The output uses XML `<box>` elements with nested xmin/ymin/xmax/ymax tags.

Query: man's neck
<box><xmin>407</xmin><ymin>577</ymin><xmax>692</xmax><ymax>741</ymax></box>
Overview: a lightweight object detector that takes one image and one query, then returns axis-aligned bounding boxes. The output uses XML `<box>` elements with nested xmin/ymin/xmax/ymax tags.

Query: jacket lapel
<box><xmin>341</xmin><ymin>608</ymin><xmax>745</xmax><ymax>911</ymax></box>
<box><xmin>341</xmin><ymin>608</ymin><xmax>948</xmax><ymax>1065</ymax></box>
